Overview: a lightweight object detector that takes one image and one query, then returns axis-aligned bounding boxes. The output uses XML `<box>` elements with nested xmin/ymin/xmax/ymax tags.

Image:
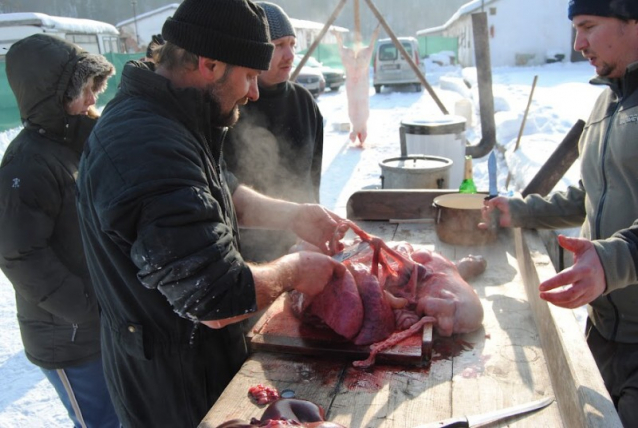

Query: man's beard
<box><xmin>204</xmin><ymin>82</ymin><xmax>239</xmax><ymax>128</ymax></box>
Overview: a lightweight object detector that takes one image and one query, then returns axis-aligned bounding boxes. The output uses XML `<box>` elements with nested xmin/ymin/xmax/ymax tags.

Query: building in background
<box><xmin>417</xmin><ymin>0</ymin><xmax>573</xmax><ymax>67</ymax></box>
<box><xmin>115</xmin><ymin>3</ymin><xmax>178</xmax><ymax>53</ymax></box>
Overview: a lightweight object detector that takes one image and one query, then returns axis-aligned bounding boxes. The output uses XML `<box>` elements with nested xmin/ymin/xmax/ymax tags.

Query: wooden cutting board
<box><xmin>248</xmin><ymin>295</ymin><xmax>432</xmax><ymax>366</ymax></box>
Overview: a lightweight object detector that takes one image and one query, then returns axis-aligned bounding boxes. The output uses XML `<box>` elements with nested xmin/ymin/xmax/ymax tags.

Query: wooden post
<box><xmin>363</xmin><ymin>0</ymin><xmax>448</xmax><ymax>114</ymax></box>
<box><xmin>514</xmin><ymin>75</ymin><xmax>539</xmax><ymax>152</ymax></box>
<box><xmin>521</xmin><ymin>119</ymin><xmax>585</xmax><ymax>197</ymax></box>
<box><xmin>465</xmin><ymin>12</ymin><xmax>496</xmax><ymax>159</ymax></box>
<box><xmin>290</xmin><ymin>0</ymin><xmax>348</xmax><ymax>81</ymax></box>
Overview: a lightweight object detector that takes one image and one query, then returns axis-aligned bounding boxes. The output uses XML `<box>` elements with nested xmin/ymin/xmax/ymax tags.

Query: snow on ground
<box><xmin>0</xmin><ymin>60</ymin><xmax>601</xmax><ymax>426</ymax></box>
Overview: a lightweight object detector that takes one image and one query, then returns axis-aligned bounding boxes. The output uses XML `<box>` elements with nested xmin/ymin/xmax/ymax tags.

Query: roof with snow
<box><xmin>115</xmin><ymin>3</ymin><xmax>180</xmax><ymax>27</ymax></box>
<box><xmin>289</xmin><ymin>18</ymin><xmax>348</xmax><ymax>33</ymax></box>
<box><xmin>416</xmin><ymin>0</ymin><xmax>497</xmax><ymax>36</ymax></box>
<box><xmin>0</xmin><ymin>12</ymin><xmax>119</xmax><ymax>35</ymax></box>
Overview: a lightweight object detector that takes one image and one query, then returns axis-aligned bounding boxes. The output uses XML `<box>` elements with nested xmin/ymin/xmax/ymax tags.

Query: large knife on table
<box><xmin>412</xmin><ymin>396</ymin><xmax>554</xmax><ymax>428</ymax></box>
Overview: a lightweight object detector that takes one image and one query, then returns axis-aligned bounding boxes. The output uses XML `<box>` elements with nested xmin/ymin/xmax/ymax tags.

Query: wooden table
<box><xmin>200</xmin><ymin>191</ymin><xmax>621</xmax><ymax>428</ymax></box>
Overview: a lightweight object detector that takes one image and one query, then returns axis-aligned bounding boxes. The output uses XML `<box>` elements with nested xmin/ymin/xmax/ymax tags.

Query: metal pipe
<box><xmin>465</xmin><ymin>12</ymin><xmax>497</xmax><ymax>159</ymax></box>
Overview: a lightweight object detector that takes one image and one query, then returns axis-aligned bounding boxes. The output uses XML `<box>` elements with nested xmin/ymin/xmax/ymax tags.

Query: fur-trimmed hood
<box><xmin>6</xmin><ymin>34</ymin><xmax>113</xmax><ymax>143</ymax></box>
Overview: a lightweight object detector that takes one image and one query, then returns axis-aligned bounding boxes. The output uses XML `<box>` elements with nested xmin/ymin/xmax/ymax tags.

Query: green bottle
<box><xmin>459</xmin><ymin>155</ymin><xmax>477</xmax><ymax>194</ymax></box>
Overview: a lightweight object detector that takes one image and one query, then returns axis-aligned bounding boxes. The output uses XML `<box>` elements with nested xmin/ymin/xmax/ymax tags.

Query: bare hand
<box><xmin>538</xmin><ymin>235</ymin><xmax>606</xmax><ymax>309</ymax></box>
<box><xmin>290</xmin><ymin>204</ymin><xmax>343</xmax><ymax>254</ymax></box>
<box><xmin>288</xmin><ymin>251</ymin><xmax>345</xmax><ymax>298</ymax></box>
<box><xmin>479</xmin><ymin>196</ymin><xmax>512</xmax><ymax>229</ymax></box>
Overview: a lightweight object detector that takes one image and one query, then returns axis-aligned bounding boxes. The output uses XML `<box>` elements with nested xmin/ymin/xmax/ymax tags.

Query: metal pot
<box><xmin>379</xmin><ymin>155</ymin><xmax>452</xmax><ymax>189</ymax></box>
<box><xmin>432</xmin><ymin>193</ymin><xmax>497</xmax><ymax>246</ymax></box>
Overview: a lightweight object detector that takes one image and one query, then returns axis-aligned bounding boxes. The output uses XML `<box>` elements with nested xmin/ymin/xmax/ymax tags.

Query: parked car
<box><xmin>373</xmin><ymin>37</ymin><xmax>423</xmax><ymax>93</ymax></box>
<box><xmin>299</xmin><ymin>55</ymin><xmax>346</xmax><ymax>92</ymax></box>
<box><xmin>292</xmin><ymin>55</ymin><xmax>325</xmax><ymax>97</ymax></box>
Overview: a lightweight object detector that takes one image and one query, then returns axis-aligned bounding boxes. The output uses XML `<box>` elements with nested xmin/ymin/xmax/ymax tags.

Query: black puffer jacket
<box><xmin>0</xmin><ymin>34</ymin><xmax>101</xmax><ymax>369</ymax></box>
<box><xmin>76</xmin><ymin>61</ymin><xmax>255</xmax><ymax>427</ymax></box>
<box><xmin>225</xmin><ymin>80</ymin><xmax>323</xmax><ymax>262</ymax></box>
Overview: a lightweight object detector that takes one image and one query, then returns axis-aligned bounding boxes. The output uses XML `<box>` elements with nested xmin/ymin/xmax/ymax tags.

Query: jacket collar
<box><xmin>590</xmin><ymin>61</ymin><xmax>638</xmax><ymax>97</ymax></box>
<box><xmin>118</xmin><ymin>61</ymin><xmax>227</xmax><ymax>160</ymax></box>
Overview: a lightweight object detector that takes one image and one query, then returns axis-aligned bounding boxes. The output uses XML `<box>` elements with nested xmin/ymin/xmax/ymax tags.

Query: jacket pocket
<box><xmin>118</xmin><ymin>322</ymin><xmax>152</xmax><ymax>360</ymax></box>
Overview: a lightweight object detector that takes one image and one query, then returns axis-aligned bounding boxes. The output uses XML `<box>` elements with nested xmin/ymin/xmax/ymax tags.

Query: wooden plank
<box><xmin>250</xmin><ymin>295</ymin><xmax>424</xmax><ymax>366</ymax></box>
<box><xmin>198</xmin><ymin>353</ymin><xmax>345</xmax><ymax>428</ymax></box>
<box><xmin>515</xmin><ymin>229</ymin><xmax>622</xmax><ymax>427</ymax></box>
<box><xmin>448</xmin><ymin>228</ymin><xmax>560</xmax><ymax>426</ymax></box>
<box><xmin>346</xmin><ymin>189</ymin><xmax>452</xmax><ymax>220</ymax></box>
<box><xmin>329</xmin><ymin>360</ymin><xmax>452</xmax><ymax>427</ymax></box>
<box><xmin>200</xmin><ymin>219</ymin><xmax>617</xmax><ymax>427</ymax></box>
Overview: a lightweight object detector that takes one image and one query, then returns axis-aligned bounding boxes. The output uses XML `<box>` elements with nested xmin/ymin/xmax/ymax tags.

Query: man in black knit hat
<box><xmin>76</xmin><ymin>0</ymin><xmax>345</xmax><ymax>426</ymax></box>
<box><xmin>482</xmin><ymin>0</ymin><xmax>638</xmax><ymax>425</ymax></box>
<box><xmin>225</xmin><ymin>1</ymin><xmax>324</xmax><ymax>264</ymax></box>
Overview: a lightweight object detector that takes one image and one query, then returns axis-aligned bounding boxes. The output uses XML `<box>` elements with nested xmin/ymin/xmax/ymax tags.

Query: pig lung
<box><xmin>306</xmin><ymin>267</ymin><xmax>364</xmax><ymax>340</ymax></box>
<box><xmin>289</xmin><ymin>267</ymin><xmax>364</xmax><ymax>341</ymax></box>
<box><xmin>349</xmin><ymin>264</ymin><xmax>396</xmax><ymax>346</ymax></box>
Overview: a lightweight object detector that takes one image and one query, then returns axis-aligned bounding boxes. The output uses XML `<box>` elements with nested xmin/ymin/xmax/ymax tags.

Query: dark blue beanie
<box><xmin>256</xmin><ymin>2</ymin><xmax>295</xmax><ymax>41</ymax></box>
<box><xmin>568</xmin><ymin>0</ymin><xmax>638</xmax><ymax>20</ymax></box>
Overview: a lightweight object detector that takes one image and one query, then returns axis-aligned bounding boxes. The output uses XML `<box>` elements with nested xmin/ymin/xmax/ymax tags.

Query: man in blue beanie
<box><xmin>483</xmin><ymin>1</ymin><xmax>638</xmax><ymax>425</ymax></box>
<box><xmin>76</xmin><ymin>0</ymin><xmax>346</xmax><ymax>426</ymax></box>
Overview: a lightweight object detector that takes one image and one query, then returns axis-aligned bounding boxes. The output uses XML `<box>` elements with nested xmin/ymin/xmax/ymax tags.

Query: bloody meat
<box><xmin>289</xmin><ymin>220</ymin><xmax>486</xmax><ymax>365</ymax></box>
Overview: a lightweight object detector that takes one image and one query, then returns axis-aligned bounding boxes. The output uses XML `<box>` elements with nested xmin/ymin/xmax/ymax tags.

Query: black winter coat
<box><xmin>225</xmin><ymin>81</ymin><xmax>323</xmax><ymax>262</ymax></box>
<box><xmin>0</xmin><ymin>34</ymin><xmax>101</xmax><ymax>369</ymax></box>
<box><xmin>76</xmin><ymin>62</ymin><xmax>256</xmax><ymax>428</ymax></box>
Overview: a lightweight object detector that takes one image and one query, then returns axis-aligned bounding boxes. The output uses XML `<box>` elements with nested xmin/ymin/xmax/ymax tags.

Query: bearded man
<box><xmin>76</xmin><ymin>0</ymin><xmax>344</xmax><ymax>426</ymax></box>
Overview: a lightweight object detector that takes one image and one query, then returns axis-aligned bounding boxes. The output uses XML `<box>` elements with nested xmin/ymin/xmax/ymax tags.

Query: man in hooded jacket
<box><xmin>0</xmin><ymin>34</ymin><xmax>118</xmax><ymax>427</ymax></box>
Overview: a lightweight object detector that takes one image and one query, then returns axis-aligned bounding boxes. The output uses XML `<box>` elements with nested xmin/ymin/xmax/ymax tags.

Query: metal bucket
<box><xmin>433</xmin><ymin>193</ymin><xmax>497</xmax><ymax>246</ymax></box>
<box><xmin>400</xmin><ymin>115</ymin><xmax>467</xmax><ymax>189</ymax></box>
<box><xmin>379</xmin><ymin>155</ymin><xmax>452</xmax><ymax>189</ymax></box>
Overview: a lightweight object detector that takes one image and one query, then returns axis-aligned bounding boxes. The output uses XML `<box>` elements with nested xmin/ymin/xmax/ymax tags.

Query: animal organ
<box><xmin>290</xmin><ymin>221</ymin><xmax>485</xmax><ymax>365</ymax></box>
<box><xmin>216</xmin><ymin>398</ymin><xmax>346</xmax><ymax>428</ymax></box>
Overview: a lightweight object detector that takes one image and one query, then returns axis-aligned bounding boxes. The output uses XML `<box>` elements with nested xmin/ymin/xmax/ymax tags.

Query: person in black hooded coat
<box><xmin>0</xmin><ymin>34</ymin><xmax>118</xmax><ymax>427</ymax></box>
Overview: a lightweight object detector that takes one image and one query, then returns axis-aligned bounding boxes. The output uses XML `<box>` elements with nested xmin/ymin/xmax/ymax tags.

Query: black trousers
<box><xmin>586</xmin><ymin>319</ymin><xmax>638</xmax><ymax>427</ymax></box>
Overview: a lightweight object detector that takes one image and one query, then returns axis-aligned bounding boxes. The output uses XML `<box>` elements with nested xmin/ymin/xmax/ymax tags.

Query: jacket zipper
<box><xmin>71</xmin><ymin>323</ymin><xmax>78</xmax><ymax>342</ymax></box>
<box><xmin>595</xmin><ymin>99</ymin><xmax>622</xmax><ymax>341</ymax></box>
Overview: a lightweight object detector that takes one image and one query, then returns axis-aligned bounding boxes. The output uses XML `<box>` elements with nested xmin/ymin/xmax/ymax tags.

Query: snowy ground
<box><xmin>0</xmin><ymin>60</ymin><xmax>601</xmax><ymax>426</ymax></box>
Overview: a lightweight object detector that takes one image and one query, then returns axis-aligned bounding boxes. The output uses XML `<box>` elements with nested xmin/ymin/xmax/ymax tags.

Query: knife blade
<box><xmin>485</xmin><ymin>150</ymin><xmax>501</xmax><ymax>230</ymax></box>
<box><xmin>412</xmin><ymin>396</ymin><xmax>554</xmax><ymax>428</ymax></box>
<box><xmin>332</xmin><ymin>241</ymin><xmax>369</xmax><ymax>262</ymax></box>
<box><xmin>487</xmin><ymin>150</ymin><xmax>498</xmax><ymax>199</ymax></box>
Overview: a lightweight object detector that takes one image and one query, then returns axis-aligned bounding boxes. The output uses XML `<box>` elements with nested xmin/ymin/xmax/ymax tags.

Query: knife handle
<box><xmin>484</xmin><ymin>195</ymin><xmax>501</xmax><ymax>229</ymax></box>
<box><xmin>412</xmin><ymin>416</ymin><xmax>469</xmax><ymax>428</ymax></box>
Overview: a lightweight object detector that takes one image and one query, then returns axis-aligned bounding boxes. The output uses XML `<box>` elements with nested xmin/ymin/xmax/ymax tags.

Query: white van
<box><xmin>373</xmin><ymin>37</ymin><xmax>422</xmax><ymax>93</ymax></box>
<box><xmin>0</xmin><ymin>13</ymin><xmax>121</xmax><ymax>56</ymax></box>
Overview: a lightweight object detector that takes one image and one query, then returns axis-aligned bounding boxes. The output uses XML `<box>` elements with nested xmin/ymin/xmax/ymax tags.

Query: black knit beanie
<box><xmin>256</xmin><ymin>2</ymin><xmax>295</xmax><ymax>41</ymax></box>
<box><xmin>568</xmin><ymin>0</ymin><xmax>638</xmax><ymax>20</ymax></box>
<box><xmin>162</xmin><ymin>0</ymin><xmax>274</xmax><ymax>70</ymax></box>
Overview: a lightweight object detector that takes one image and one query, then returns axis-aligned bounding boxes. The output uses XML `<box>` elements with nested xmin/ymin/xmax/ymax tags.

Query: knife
<box><xmin>487</xmin><ymin>150</ymin><xmax>498</xmax><ymax>199</ymax></box>
<box><xmin>412</xmin><ymin>396</ymin><xmax>554</xmax><ymax>428</ymax></box>
<box><xmin>332</xmin><ymin>241</ymin><xmax>369</xmax><ymax>262</ymax></box>
<box><xmin>485</xmin><ymin>150</ymin><xmax>500</xmax><ymax>230</ymax></box>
